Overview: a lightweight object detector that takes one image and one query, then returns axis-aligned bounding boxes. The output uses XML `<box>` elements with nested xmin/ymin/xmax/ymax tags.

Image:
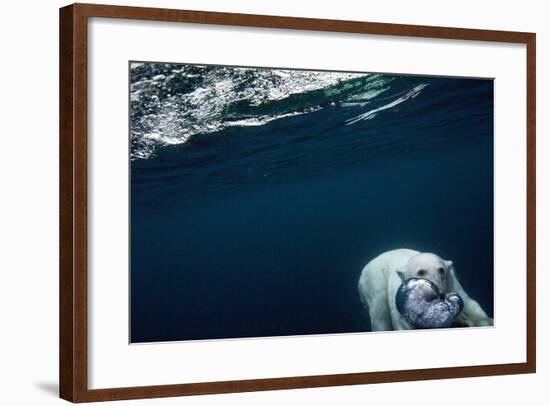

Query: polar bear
<box><xmin>358</xmin><ymin>248</ymin><xmax>493</xmax><ymax>331</ymax></box>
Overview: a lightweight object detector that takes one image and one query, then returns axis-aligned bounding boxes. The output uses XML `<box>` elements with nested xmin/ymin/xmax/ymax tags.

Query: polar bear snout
<box><xmin>432</xmin><ymin>279</ymin><xmax>447</xmax><ymax>295</ymax></box>
<box><xmin>397</xmin><ymin>252</ymin><xmax>452</xmax><ymax>295</ymax></box>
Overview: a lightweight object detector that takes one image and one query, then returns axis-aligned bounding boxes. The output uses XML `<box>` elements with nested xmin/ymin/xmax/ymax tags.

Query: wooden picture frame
<box><xmin>59</xmin><ymin>3</ymin><xmax>536</xmax><ymax>402</ymax></box>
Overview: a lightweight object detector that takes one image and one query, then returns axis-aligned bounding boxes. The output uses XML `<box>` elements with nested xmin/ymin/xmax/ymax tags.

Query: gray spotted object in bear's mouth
<box><xmin>396</xmin><ymin>278</ymin><xmax>464</xmax><ymax>329</ymax></box>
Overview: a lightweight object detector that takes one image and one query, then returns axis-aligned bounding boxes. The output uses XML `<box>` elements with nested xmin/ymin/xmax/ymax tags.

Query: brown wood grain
<box><xmin>59</xmin><ymin>3</ymin><xmax>536</xmax><ymax>402</ymax></box>
<box><xmin>59</xmin><ymin>4</ymin><xmax>74</xmax><ymax>401</ymax></box>
<box><xmin>525</xmin><ymin>35</ymin><xmax>536</xmax><ymax>371</ymax></box>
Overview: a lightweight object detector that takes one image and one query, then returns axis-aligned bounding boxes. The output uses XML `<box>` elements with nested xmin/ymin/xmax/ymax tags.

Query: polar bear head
<box><xmin>396</xmin><ymin>253</ymin><xmax>453</xmax><ymax>294</ymax></box>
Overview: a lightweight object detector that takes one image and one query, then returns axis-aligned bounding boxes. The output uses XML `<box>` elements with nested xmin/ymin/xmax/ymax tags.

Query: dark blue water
<box><xmin>130</xmin><ymin>65</ymin><xmax>493</xmax><ymax>343</ymax></box>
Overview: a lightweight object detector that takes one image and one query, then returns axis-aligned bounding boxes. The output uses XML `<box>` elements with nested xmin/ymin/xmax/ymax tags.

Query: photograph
<box><xmin>0</xmin><ymin>0</ymin><xmax>542</xmax><ymax>404</ymax></box>
<box><xmin>129</xmin><ymin>62</ymin><xmax>495</xmax><ymax>343</ymax></box>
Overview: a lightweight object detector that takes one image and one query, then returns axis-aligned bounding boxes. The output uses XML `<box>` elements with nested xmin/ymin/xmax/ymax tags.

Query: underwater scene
<box><xmin>130</xmin><ymin>62</ymin><xmax>494</xmax><ymax>343</ymax></box>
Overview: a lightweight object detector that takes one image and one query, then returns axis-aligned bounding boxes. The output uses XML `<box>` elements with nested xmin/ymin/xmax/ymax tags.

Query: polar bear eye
<box><xmin>417</xmin><ymin>269</ymin><xmax>427</xmax><ymax>277</ymax></box>
<box><xmin>438</xmin><ymin>267</ymin><xmax>445</xmax><ymax>274</ymax></box>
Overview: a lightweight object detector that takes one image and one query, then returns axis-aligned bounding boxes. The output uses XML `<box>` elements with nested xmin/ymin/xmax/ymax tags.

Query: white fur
<box><xmin>358</xmin><ymin>248</ymin><xmax>493</xmax><ymax>331</ymax></box>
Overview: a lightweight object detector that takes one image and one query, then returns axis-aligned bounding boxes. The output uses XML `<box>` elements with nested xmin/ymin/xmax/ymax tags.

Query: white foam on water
<box><xmin>130</xmin><ymin>64</ymin><xmax>370</xmax><ymax>159</ymax></box>
<box><xmin>345</xmin><ymin>83</ymin><xmax>429</xmax><ymax>125</ymax></box>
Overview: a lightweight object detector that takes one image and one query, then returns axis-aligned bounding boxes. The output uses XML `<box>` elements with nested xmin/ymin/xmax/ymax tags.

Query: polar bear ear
<box><xmin>396</xmin><ymin>268</ymin><xmax>407</xmax><ymax>282</ymax></box>
<box><xmin>445</xmin><ymin>260</ymin><xmax>453</xmax><ymax>269</ymax></box>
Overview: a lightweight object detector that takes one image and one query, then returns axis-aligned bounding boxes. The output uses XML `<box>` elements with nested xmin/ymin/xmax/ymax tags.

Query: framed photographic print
<box><xmin>59</xmin><ymin>3</ymin><xmax>536</xmax><ymax>402</ymax></box>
